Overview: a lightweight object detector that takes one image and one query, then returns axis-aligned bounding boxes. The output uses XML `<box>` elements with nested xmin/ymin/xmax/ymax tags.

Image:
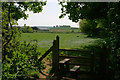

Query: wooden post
<box><xmin>59</xmin><ymin>63</ymin><xmax>65</xmax><ymax>77</ymax></box>
<box><xmin>100</xmin><ymin>47</ymin><xmax>107</xmax><ymax>80</ymax></box>
<box><xmin>66</xmin><ymin>61</ymin><xmax>70</xmax><ymax>72</ymax></box>
<box><xmin>91</xmin><ymin>49</ymin><xmax>94</xmax><ymax>72</ymax></box>
<box><xmin>91</xmin><ymin>48</ymin><xmax>94</xmax><ymax>79</ymax></box>
<box><xmin>52</xmin><ymin>36</ymin><xmax>59</xmax><ymax>75</ymax></box>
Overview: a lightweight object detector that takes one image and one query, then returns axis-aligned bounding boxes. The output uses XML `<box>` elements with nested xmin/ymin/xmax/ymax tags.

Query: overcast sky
<box><xmin>17</xmin><ymin>0</ymin><xmax>79</xmax><ymax>28</ymax></box>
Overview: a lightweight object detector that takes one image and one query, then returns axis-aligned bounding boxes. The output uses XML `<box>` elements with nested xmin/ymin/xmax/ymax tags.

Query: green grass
<box><xmin>18</xmin><ymin>32</ymin><xmax>101</xmax><ymax>78</ymax></box>
<box><xmin>19</xmin><ymin>33</ymin><xmax>100</xmax><ymax>54</ymax></box>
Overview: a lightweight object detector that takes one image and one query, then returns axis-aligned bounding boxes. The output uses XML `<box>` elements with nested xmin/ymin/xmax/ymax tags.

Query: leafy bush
<box><xmin>60</xmin><ymin>2</ymin><xmax>120</xmax><ymax>79</ymax></box>
<box><xmin>2</xmin><ymin>2</ymin><xmax>46</xmax><ymax>79</ymax></box>
<box><xmin>79</xmin><ymin>19</ymin><xmax>99</xmax><ymax>36</ymax></box>
<box><xmin>2</xmin><ymin>36</ymin><xmax>45</xmax><ymax>79</ymax></box>
<box><xmin>22</xmin><ymin>26</ymin><xmax>34</xmax><ymax>33</ymax></box>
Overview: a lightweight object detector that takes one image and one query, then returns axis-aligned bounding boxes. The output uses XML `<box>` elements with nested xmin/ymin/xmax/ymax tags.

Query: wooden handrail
<box><xmin>37</xmin><ymin>46</ymin><xmax>53</xmax><ymax>62</ymax></box>
<box><xmin>59</xmin><ymin>55</ymin><xmax>91</xmax><ymax>59</ymax></box>
<box><xmin>59</xmin><ymin>49</ymin><xmax>91</xmax><ymax>52</ymax></box>
<box><xmin>69</xmin><ymin>63</ymin><xmax>91</xmax><ymax>66</ymax></box>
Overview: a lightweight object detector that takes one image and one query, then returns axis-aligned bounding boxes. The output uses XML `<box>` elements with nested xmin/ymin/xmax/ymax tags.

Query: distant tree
<box><xmin>60</xmin><ymin>25</ymin><xmax>71</xmax><ymax>28</ymax></box>
<box><xmin>23</xmin><ymin>26</ymin><xmax>33</xmax><ymax>33</ymax></box>
<box><xmin>31</xmin><ymin>27</ymin><xmax>39</xmax><ymax>30</ymax></box>
<box><xmin>56</xmin><ymin>25</ymin><xmax>59</xmax><ymax>27</ymax></box>
<box><xmin>28</xmin><ymin>26</ymin><xmax>34</xmax><ymax>33</ymax></box>
<box><xmin>79</xmin><ymin>19</ymin><xmax>99</xmax><ymax>36</ymax></box>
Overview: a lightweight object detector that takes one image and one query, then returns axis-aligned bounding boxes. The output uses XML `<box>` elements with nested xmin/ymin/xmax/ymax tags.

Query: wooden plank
<box><xmin>59</xmin><ymin>55</ymin><xmax>91</xmax><ymax>59</ymax></box>
<box><xmin>61</xmin><ymin>77</ymin><xmax>76</xmax><ymax>80</ymax></box>
<box><xmin>37</xmin><ymin>46</ymin><xmax>53</xmax><ymax>62</ymax></box>
<box><xmin>52</xmin><ymin>36</ymin><xmax>59</xmax><ymax>75</ymax></box>
<box><xmin>59</xmin><ymin>58</ymin><xmax>70</xmax><ymax>77</ymax></box>
<box><xmin>69</xmin><ymin>63</ymin><xmax>91</xmax><ymax>66</ymax></box>
<box><xmin>70</xmin><ymin>66</ymin><xmax>80</xmax><ymax>72</ymax></box>
<box><xmin>59</xmin><ymin>58</ymin><xmax>70</xmax><ymax>64</ymax></box>
<box><xmin>59</xmin><ymin>62</ymin><xmax>65</xmax><ymax>77</ymax></box>
<box><xmin>66</xmin><ymin>60</ymin><xmax>70</xmax><ymax>72</ymax></box>
<box><xmin>90</xmin><ymin>49</ymin><xmax>94</xmax><ymax>73</ymax></box>
<box><xmin>59</xmin><ymin>49</ymin><xmax>91</xmax><ymax>52</ymax></box>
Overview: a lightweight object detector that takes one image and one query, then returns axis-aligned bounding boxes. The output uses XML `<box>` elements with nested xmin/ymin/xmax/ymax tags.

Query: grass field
<box><xmin>19</xmin><ymin>33</ymin><xmax>100</xmax><ymax>54</ymax></box>
<box><xmin>49</xmin><ymin>27</ymin><xmax>80</xmax><ymax>33</ymax></box>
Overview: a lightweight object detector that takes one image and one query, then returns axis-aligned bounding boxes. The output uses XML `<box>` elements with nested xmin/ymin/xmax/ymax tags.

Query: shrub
<box><xmin>2</xmin><ymin>39</ymin><xmax>45</xmax><ymax>80</ymax></box>
<box><xmin>79</xmin><ymin>19</ymin><xmax>99</xmax><ymax>36</ymax></box>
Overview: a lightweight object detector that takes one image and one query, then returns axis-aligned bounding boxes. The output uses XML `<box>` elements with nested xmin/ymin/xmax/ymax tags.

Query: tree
<box><xmin>59</xmin><ymin>2</ymin><xmax>120</xmax><ymax>54</ymax></box>
<box><xmin>31</xmin><ymin>27</ymin><xmax>39</xmax><ymax>30</ymax></box>
<box><xmin>2</xmin><ymin>2</ymin><xmax>46</xmax><ymax>79</ymax></box>
<box><xmin>59</xmin><ymin>2</ymin><xmax>120</xmax><ymax>79</ymax></box>
<box><xmin>23</xmin><ymin>26</ymin><xmax>33</xmax><ymax>33</ymax></box>
<box><xmin>79</xmin><ymin>19</ymin><xmax>98</xmax><ymax>36</ymax></box>
<box><xmin>2</xmin><ymin>2</ymin><xmax>46</xmax><ymax>58</ymax></box>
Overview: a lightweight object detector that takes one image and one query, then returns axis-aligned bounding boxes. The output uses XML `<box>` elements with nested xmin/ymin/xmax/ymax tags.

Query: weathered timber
<box><xmin>37</xmin><ymin>46</ymin><xmax>53</xmax><ymax>62</ymax></box>
<box><xmin>66</xmin><ymin>60</ymin><xmax>70</xmax><ymax>72</ymax></box>
<box><xmin>61</xmin><ymin>77</ymin><xmax>76</xmax><ymax>80</ymax></box>
<box><xmin>59</xmin><ymin>49</ymin><xmax>91</xmax><ymax>52</ymax></box>
<box><xmin>59</xmin><ymin>58</ymin><xmax>70</xmax><ymax>78</ymax></box>
<box><xmin>70</xmin><ymin>66</ymin><xmax>80</xmax><ymax>72</ymax></box>
<box><xmin>90</xmin><ymin>49</ymin><xmax>94</xmax><ymax>73</ymax></box>
<box><xmin>70</xmin><ymin>66</ymin><xmax>80</xmax><ymax>79</ymax></box>
<box><xmin>59</xmin><ymin>58</ymin><xmax>70</xmax><ymax>64</ymax></box>
<box><xmin>69</xmin><ymin>63</ymin><xmax>91</xmax><ymax>66</ymax></box>
<box><xmin>52</xmin><ymin>36</ymin><xmax>59</xmax><ymax>75</ymax></box>
<box><xmin>59</xmin><ymin>55</ymin><xmax>91</xmax><ymax>59</ymax></box>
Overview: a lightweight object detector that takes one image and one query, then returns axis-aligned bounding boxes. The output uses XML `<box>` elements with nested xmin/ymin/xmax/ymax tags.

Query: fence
<box><xmin>37</xmin><ymin>35</ymin><xmax>95</xmax><ymax>79</ymax></box>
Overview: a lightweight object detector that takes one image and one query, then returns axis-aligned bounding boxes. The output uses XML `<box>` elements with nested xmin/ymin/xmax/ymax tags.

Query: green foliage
<box><xmin>22</xmin><ymin>26</ymin><xmax>34</xmax><ymax>33</ymax></box>
<box><xmin>80</xmin><ymin>19</ymin><xmax>99</xmax><ymax>36</ymax></box>
<box><xmin>2</xmin><ymin>2</ymin><xmax>46</xmax><ymax>80</ymax></box>
<box><xmin>59</xmin><ymin>2</ymin><xmax>120</xmax><ymax>79</ymax></box>
<box><xmin>2</xmin><ymin>40</ymin><xmax>45</xmax><ymax>79</ymax></box>
<box><xmin>2</xmin><ymin>2</ymin><xmax>46</xmax><ymax>21</ymax></box>
<box><xmin>59</xmin><ymin>2</ymin><xmax>109</xmax><ymax>22</ymax></box>
<box><xmin>79</xmin><ymin>19</ymin><xmax>109</xmax><ymax>37</ymax></box>
<box><xmin>19</xmin><ymin>33</ymin><xmax>100</xmax><ymax>55</ymax></box>
<box><xmin>59</xmin><ymin>2</ymin><xmax>120</xmax><ymax>53</ymax></box>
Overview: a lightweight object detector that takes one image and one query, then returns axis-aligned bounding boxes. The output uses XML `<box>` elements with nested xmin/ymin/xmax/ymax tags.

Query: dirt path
<box><xmin>38</xmin><ymin>60</ymin><xmax>51</xmax><ymax>79</ymax></box>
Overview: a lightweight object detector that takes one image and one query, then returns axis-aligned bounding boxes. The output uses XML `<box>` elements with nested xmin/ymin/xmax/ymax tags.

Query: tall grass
<box><xmin>18</xmin><ymin>33</ymin><xmax>100</xmax><ymax>54</ymax></box>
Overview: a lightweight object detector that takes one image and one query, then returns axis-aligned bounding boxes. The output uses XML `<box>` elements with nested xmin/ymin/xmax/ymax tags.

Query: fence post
<box><xmin>91</xmin><ymin>48</ymin><xmax>94</xmax><ymax>79</ymax></box>
<box><xmin>100</xmin><ymin>47</ymin><xmax>107</xmax><ymax>80</ymax></box>
<box><xmin>52</xmin><ymin>36</ymin><xmax>59</xmax><ymax>76</ymax></box>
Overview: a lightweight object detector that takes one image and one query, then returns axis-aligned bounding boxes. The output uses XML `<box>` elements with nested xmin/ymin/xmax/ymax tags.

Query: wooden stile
<box><xmin>70</xmin><ymin>66</ymin><xmax>80</xmax><ymax>72</ymax></box>
<box><xmin>52</xmin><ymin>36</ymin><xmax>59</xmax><ymax>75</ymax></box>
<box><xmin>37</xmin><ymin>35</ymin><xmax>96</xmax><ymax>79</ymax></box>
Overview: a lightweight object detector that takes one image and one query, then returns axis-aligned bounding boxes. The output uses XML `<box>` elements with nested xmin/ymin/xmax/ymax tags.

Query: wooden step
<box><xmin>69</xmin><ymin>63</ymin><xmax>91</xmax><ymax>66</ymax></box>
<box><xmin>59</xmin><ymin>58</ymin><xmax>70</xmax><ymax>64</ymax></box>
<box><xmin>59</xmin><ymin>58</ymin><xmax>70</xmax><ymax>77</ymax></box>
<box><xmin>61</xmin><ymin>77</ymin><xmax>76</xmax><ymax>80</ymax></box>
<box><xmin>70</xmin><ymin>66</ymin><xmax>80</xmax><ymax>72</ymax></box>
